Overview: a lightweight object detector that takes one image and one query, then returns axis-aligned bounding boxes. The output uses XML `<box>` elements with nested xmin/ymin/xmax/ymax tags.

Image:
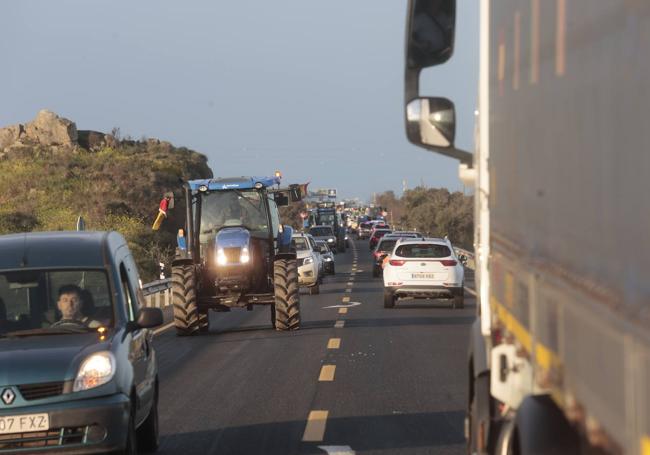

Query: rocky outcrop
<box><xmin>77</xmin><ymin>130</ymin><xmax>117</xmax><ymax>150</ymax></box>
<box><xmin>24</xmin><ymin>110</ymin><xmax>77</xmax><ymax>146</ymax></box>
<box><xmin>0</xmin><ymin>124</ymin><xmax>24</xmax><ymax>150</ymax></box>
<box><xmin>0</xmin><ymin>110</ymin><xmax>78</xmax><ymax>151</ymax></box>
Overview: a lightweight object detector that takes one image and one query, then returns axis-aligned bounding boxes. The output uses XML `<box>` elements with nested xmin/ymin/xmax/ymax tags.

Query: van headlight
<box><xmin>327</xmin><ymin>238</ymin><xmax>334</xmax><ymax>243</ymax></box>
<box><xmin>304</xmin><ymin>257</ymin><xmax>313</xmax><ymax>265</ymax></box>
<box><xmin>73</xmin><ymin>352</ymin><xmax>116</xmax><ymax>392</ymax></box>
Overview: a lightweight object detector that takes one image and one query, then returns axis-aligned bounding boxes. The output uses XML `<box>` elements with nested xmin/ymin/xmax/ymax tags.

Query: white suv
<box><xmin>382</xmin><ymin>238</ymin><xmax>465</xmax><ymax>309</ymax></box>
<box><xmin>292</xmin><ymin>233</ymin><xmax>322</xmax><ymax>295</ymax></box>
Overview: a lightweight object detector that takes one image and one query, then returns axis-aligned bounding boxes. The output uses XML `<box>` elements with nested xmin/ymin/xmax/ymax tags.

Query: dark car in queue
<box><xmin>315</xmin><ymin>240</ymin><xmax>336</xmax><ymax>275</ymax></box>
<box><xmin>0</xmin><ymin>231</ymin><xmax>163</xmax><ymax>454</ymax></box>
<box><xmin>308</xmin><ymin>225</ymin><xmax>338</xmax><ymax>253</ymax></box>
<box><xmin>369</xmin><ymin>229</ymin><xmax>392</xmax><ymax>251</ymax></box>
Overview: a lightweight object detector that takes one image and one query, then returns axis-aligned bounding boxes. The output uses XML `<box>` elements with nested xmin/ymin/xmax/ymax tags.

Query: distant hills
<box><xmin>0</xmin><ymin>110</ymin><xmax>212</xmax><ymax>280</ymax></box>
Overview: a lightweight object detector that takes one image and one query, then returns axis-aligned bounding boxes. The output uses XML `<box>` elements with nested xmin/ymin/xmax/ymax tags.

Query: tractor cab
<box><xmin>172</xmin><ymin>176</ymin><xmax>304</xmax><ymax>335</ymax></box>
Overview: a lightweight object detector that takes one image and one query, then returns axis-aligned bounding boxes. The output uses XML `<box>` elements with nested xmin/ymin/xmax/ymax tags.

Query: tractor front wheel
<box><xmin>172</xmin><ymin>264</ymin><xmax>199</xmax><ymax>336</ymax></box>
<box><xmin>273</xmin><ymin>259</ymin><xmax>300</xmax><ymax>330</ymax></box>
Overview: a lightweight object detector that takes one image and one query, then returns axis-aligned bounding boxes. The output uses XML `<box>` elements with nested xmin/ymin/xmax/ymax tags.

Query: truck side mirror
<box><xmin>406</xmin><ymin>0</ymin><xmax>456</xmax><ymax>70</ymax></box>
<box><xmin>406</xmin><ymin>97</ymin><xmax>456</xmax><ymax>149</ymax></box>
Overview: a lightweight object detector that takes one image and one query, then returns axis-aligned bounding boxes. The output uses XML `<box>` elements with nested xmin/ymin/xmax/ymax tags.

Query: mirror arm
<box><xmin>420</xmin><ymin>143</ymin><xmax>473</xmax><ymax>166</ymax></box>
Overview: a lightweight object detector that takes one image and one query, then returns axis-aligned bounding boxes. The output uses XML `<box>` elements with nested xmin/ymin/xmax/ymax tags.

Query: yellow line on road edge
<box><xmin>319</xmin><ymin>365</ymin><xmax>336</xmax><ymax>381</ymax></box>
<box><xmin>328</xmin><ymin>338</ymin><xmax>341</xmax><ymax>349</ymax></box>
<box><xmin>465</xmin><ymin>286</ymin><xmax>477</xmax><ymax>297</ymax></box>
<box><xmin>339</xmin><ymin>308</ymin><xmax>348</xmax><ymax>314</ymax></box>
<box><xmin>302</xmin><ymin>410</ymin><xmax>329</xmax><ymax>442</ymax></box>
<box><xmin>153</xmin><ymin>322</ymin><xmax>174</xmax><ymax>335</ymax></box>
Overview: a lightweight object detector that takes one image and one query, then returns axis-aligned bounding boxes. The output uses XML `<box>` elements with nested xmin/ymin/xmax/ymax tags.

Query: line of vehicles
<box><xmin>362</xmin><ymin>223</ymin><xmax>469</xmax><ymax>310</ymax></box>
<box><xmin>0</xmin><ymin>174</ymin><xmax>343</xmax><ymax>454</ymax></box>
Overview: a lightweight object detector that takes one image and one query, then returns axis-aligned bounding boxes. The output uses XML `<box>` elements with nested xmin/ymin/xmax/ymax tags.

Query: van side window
<box><xmin>119</xmin><ymin>264</ymin><xmax>136</xmax><ymax>322</ymax></box>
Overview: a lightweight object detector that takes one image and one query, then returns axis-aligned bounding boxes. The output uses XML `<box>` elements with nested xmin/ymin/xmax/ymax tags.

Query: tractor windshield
<box><xmin>199</xmin><ymin>189</ymin><xmax>270</xmax><ymax>242</ymax></box>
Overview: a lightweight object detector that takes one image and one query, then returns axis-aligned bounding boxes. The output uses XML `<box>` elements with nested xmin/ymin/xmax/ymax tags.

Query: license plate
<box><xmin>0</xmin><ymin>413</ymin><xmax>49</xmax><ymax>435</ymax></box>
<box><xmin>411</xmin><ymin>273</ymin><xmax>436</xmax><ymax>279</ymax></box>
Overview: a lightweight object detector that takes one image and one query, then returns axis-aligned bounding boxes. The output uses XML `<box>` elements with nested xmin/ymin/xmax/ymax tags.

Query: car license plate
<box><xmin>0</xmin><ymin>413</ymin><xmax>49</xmax><ymax>435</ymax></box>
<box><xmin>411</xmin><ymin>273</ymin><xmax>436</xmax><ymax>279</ymax></box>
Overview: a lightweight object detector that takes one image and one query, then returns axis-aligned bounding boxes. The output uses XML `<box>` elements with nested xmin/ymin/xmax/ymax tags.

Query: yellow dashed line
<box><xmin>342</xmin><ymin>297</ymin><xmax>350</xmax><ymax>303</ymax></box>
<box><xmin>339</xmin><ymin>308</ymin><xmax>348</xmax><ymax>314</ymax></box>
<box><xmin>345</xmin><ymin>288</ymin><xmax>352</xmax><ymax>293</ymax></box>
<box><xmin>555</xmin><ymin>0</ymin><xmax>566</xmax><ymax>76</ymax></box>
<box><xmin>334</xmin><ymin>320</ymin><xmax>345</xmax><ymax>328</ymax></box>
<box><xmin>327</xmin><ymin>338</ymin><xmax>341</xmax><ymax>349</ymax></box>
<box><xmin>347</xmin><ymin>281</ymin><xmax>353</xmax><ymax>286</ymax></box>
<box><xmin>302</xmin><ymin>410</ymin><xmax>329</xmax><ymax>442</ymax></box>
<box><xmin>319</xmin><ymin>365</ymin><xmax>336</xmax><ymax>381</ymax></box>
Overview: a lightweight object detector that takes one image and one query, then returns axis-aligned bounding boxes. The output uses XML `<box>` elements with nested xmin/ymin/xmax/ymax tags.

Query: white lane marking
<box><xmin>318</xmin><ymin>446</ymin><xmax>356</xmax><ymax>455</ymax></box>
<box><xmin>153</xmin><ymin>321</ymin><xmax>174</xmax><ymax>335</ymax></box>
<box><xmin>323</xmin><ymin>302</ymin><xmax>361</xmax><ymax>309</ymax></box>
<box><xmin>347</xmin><ymin>281</ymin><xmax>354</xmax><ymax>286</ymax></box>
<box><xmin>465</xmin><ymin>287</ymin><xmax>477</xmax><ymax>297</ymax></box>
<box><xmin>334</xmin><ymin>320</ymin><xmax>345</xmax><ymax>328</ymax></box>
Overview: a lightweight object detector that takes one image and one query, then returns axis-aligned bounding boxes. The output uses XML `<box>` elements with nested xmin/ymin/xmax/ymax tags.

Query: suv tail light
<box><xmin>440</xmin><ymin>260</ymin><xmax>457</xmax><ymax>266</ymax></box>
<box><xmin>389</xmin><ymin>260</ymin><xmax>405</xmax><ymax>266</ymax></box>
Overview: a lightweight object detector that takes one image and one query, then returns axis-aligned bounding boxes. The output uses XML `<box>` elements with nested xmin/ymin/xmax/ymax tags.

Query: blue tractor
<box><xmin>171</xmin><ymin>176</ymin><xmax>303</xmax><ymax>335</ymax></box>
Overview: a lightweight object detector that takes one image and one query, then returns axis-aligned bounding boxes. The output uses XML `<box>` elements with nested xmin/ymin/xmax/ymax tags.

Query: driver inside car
<box><xmin>52</xmin><ymin>284</ymin><xmax>101</xmax><ymax>328</ymax></box>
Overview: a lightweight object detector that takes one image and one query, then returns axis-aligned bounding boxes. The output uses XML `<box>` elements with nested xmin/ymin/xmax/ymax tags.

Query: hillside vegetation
<box><xmin>0</xmin><ymin>111</ymin><xmax>212</xmax><ymax>281</ymax></box>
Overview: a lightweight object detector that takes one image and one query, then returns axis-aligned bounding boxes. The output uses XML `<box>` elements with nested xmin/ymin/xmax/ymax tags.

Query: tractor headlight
<box><xmin>327</xmin><ymin>238</ymin><xmax>334</xmax><ymax>243</ymax></box>
<box><xmin>73</xmin><ymin>352</ymin><xmax>115</xmax><ymax>392</ymax></box>
<box><xmin>240</xmin><ymin>247</ymin><xmax>250</xmax><ymax>264</ymax></box>
<box><xmin>216</xmin><ymin>248</ymin><xmax>227</xmax><ymax>266</ymax></box>
<box><xmin>304</xmin><ymin>257</ymin><xmax>313</xmax><ymax>265</ymax></box>
<box><xmin>324</xmin><ymin>257</ymin><xmax>332</xmax><ymax>262</ymax></box>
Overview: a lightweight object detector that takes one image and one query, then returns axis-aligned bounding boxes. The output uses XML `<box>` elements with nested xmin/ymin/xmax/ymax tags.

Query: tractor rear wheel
<box><xmin>172</xmin><ymin>264</ymin><xmax>199</xmax><ymax>336</ymax></box>
<box><xmin>273</xmin><ymin>259</ymin><xmax>300</xmax><ymax>330</ymax></box>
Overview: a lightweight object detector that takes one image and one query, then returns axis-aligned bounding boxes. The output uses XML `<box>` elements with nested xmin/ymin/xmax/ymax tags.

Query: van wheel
<box><xmin>137</xmin><ymin>381</ymin><xmax>159</xmax><ymax>452</ymax></box>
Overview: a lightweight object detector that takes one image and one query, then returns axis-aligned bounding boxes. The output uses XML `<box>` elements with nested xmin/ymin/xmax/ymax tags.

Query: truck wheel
<box><xmin>383</xmin><ymin>290</ymin><xmax>395</xmax><ymax>308</ymax></box>
<box><xmin>198</xmin><ymin>310</ymin><xmax>209</xmax><ymax>332</ymax></box>
<box><xmin>309</xmin><ymin>282</ymin><xmax>320</xmax><ymax>295</ymax></box>
<box><xmin>172</xmin><ymin>264</ymin><xmax>199</xmax><ymax>336</ymax></box>
<box><xmin>274</xmin><ymin>259</ymin><xmax>300</xmax><ymax>330</ymax></box>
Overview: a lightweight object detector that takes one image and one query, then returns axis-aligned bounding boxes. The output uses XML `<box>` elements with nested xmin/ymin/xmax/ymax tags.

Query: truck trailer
<box><xmin>404</xmin><ymin>1</ymin><xmax>650</xmax><ymax>454</ymax></box>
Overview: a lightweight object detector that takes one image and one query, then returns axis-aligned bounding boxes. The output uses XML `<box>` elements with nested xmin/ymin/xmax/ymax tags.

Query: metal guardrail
<box><xmin>142</xmin><ymin>279</ymin><xmax>172</xmax><ymax>308</ymax></box>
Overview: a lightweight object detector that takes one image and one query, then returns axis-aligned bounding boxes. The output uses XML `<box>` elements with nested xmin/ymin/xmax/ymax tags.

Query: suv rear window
<box><xmin>395</xmin><ymin>244</ymin><xmax>451</xmax><ymax>258</ymax></box>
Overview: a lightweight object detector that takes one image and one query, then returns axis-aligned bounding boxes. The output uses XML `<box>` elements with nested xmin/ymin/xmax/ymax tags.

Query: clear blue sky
<box><xmin>0</xmin><ymin>1</ymin><xmax>478</xmax><ymax>201</ymax></box>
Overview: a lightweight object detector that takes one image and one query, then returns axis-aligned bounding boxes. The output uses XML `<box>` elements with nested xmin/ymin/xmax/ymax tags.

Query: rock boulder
<box><xmin>24</xmin><ymin>110</ymin><xmax>77</xmax><ymax>146</ymax></box>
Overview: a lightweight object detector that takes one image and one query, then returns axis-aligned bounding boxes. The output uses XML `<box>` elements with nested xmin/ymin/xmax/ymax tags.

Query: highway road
<box><xmin>152</xmin><ymin>240</ymin><xmax>475</xmax><ymax>455</ymax></box>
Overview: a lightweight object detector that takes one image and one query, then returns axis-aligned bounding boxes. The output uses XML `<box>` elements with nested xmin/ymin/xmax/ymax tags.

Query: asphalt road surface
<box><xmin>153</xmin><ymin>240</ymin><xmax>475</xmax><ymax>455</ymax></box>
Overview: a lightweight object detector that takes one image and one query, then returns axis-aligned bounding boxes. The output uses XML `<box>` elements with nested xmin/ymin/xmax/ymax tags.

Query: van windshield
<box><xmin>0</xmin><ymin>270</ymin><xmax>113</xmax><ymax>337</ymax></box>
